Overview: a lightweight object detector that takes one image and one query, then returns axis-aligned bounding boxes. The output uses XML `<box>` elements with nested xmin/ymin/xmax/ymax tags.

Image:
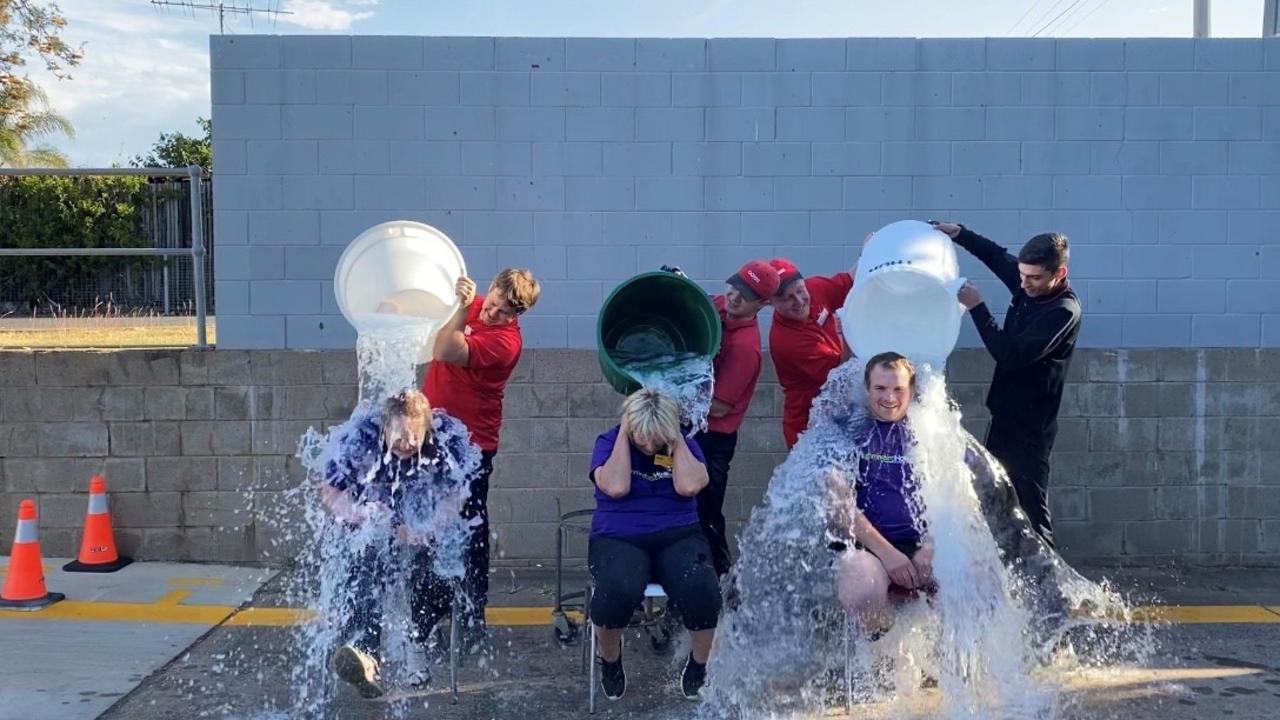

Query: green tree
<box><xmin>0</xmin><ymin>76</ymin><xmax>70</xmax><ymax>166</ymax></box>
<box><xmin>132</xmin><ymin>117</ymin><xmax>212</xmax><ymax>172</ymax></box>
<box><xmin>1</xmin><ymin>1</ymin><xmax>82</xmax><ymax>167</ymax></box>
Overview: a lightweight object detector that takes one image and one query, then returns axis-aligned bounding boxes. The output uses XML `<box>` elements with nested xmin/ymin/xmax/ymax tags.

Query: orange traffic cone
<box><xmin>1</xmin><ymin>499</ymin><xmax>65</xmax><ymax>610</ymax></box>
<box><xmin>64</xmin><ymin>475</ymin><xmax>132</xmax><ymax>573</ymax></box>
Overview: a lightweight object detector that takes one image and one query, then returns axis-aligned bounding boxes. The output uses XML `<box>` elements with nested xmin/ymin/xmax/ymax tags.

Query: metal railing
<box><xmin>0</xmin><ymin>166</ymin><xmax>210</xmax><ymax>348</ymax></box>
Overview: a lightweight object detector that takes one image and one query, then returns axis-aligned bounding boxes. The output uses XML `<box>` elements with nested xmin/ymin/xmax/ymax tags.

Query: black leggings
<box><xmin>344</xmin><ymin>544</ymin><xmax>453</xmax><ymax>657</ymax></box>
<box><xmin>587</xmin><ymin>524</ymin><xmax>722</xmax><ymax>632</ymax></box>
<box><xmin>986</xmin><ymin>416</ymin><xmax>1055</xmax><ymax>547</ymax></box>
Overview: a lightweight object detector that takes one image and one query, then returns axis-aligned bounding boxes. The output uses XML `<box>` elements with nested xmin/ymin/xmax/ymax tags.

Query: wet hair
<box><xmin>1018</xmin><ymin>233</ymin><xmax>1070</xmax><ymax>273</ymax></box>
<box><xmin>381</xmin><ymin>390</ymin><xmax>431</xmax><ymax>429</ymax></box>
<box><xmin>863</xmin><ymin>351</ymin><xmax>916</xmax><ymax>390</ymax></box>
<box><xmin>491</xmin><ymin>268</ymin><xmax>541</xmax><ymax>314</ymax></box>
<box><xmin>620</xmin><ymin>388</ymin><xmax>681</xmax><ymax>450</ymax></box>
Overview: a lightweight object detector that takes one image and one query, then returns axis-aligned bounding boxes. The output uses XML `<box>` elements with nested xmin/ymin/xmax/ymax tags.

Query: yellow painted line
<box><xmin>155</xmin><ymin>589</ymin><xmax>192</xmax><ymax>605</ymax></box>
<box><xmin>166</xmin><ymin>577</ymin><xmax>226</xmax><ymax>588</ymax></box>
<box><xmin>1129</xmin><ymin>605</ymin><xmax>1280</xmax><ymax>624</ymax></box>
<box><xmin>224</xmin><ymin>607</ymin><xmax>315</xmax><ymax>627</ymax></box>
<box><xmin>0</xmin><ymin>600</ymin><xmax>234</xmax><ymax>625</ymax></box>
<box><xmin>3</xmin><ymin>601</ymin><xmax>1276</xmax><ymax>627</ymax></box>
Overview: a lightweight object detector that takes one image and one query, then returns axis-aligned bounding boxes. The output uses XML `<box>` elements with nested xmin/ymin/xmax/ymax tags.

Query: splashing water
<box><xmin>701</xmin><ymin>359</ymin><xmax>1150</xmax><ymax>719</ymax></box>
<box><xmin>622</xmin><ymin>351</ymin><xmax>715</xmax><ymax>432</ymax></box>
<box><xmin>252</xmin><ymin>326</ymin><xmax>482</xmax><ymax>718</ymax></box>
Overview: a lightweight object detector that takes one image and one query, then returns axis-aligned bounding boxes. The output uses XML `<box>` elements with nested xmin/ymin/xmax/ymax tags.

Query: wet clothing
<box><xmin>589</xmin><ymin>426</ymin><xmax>706</xmax><ymax>539</ymax></box>
<box><xmin>855</xmin><ymin>420</ymin><xmax>921</xmax><ymax>545</ymax></box>
<box><xmin>344</xmin><ymin>545</ymin><xmax>454</xmax><ymax>656</ymax></box>
<box><xmin>458</xmin><ymin>450</ymin><xmax>495</xmax><ymax>632</ymax></box>
<box><xmin>588</xmin><ymin>523</ymin><xmax>721</xmax><ymax>631</ymax></box>
<box><xmin>323</xmin><ymin>409</ymin><xmax>474</xmax><ymax>529</ymax></box>
<box><xmin>953</xmin><ymin>226</ymin><xmax>1082</xmax><ymax>545</ymax></box>
<box><xmin>423</xmin><ymin>297</ymin><xmax>522</xmax><ymax>453</ymax></box>
<box><xmin>768</xmin><ymin>272</ymin><xmax>854</xmax><ymax>448</ymax></box>
<box><xmin>696</xmin><ymin>293</ymin><xmax>766</xmax><ymax>577</ymax></box>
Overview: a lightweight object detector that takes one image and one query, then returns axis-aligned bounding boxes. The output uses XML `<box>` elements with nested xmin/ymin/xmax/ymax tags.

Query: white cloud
<box><xmin>279</xmin><ymin>0</ymin><xmax>376</xmax><ymax>31</ymax></box>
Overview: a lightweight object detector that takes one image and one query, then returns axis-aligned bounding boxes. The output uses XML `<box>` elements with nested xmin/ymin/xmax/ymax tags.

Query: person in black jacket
<box><xmin>931</xmin><ymin>221</ymin><xmax>1082</xmax><ymax>547</ymax></box>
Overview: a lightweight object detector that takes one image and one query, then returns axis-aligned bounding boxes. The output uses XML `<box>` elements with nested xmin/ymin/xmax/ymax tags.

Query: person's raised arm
<box><xmin>933</xmin><ymin>221</ymin><xmax>1021</xmax><ymax>295</ymax></box>
<box><xmin>432</xmin><ymin>276</ymin><xmax>477</xmax><ymax>366</ymax></box>
<box><xmin>592</xmin><ymin>426</ymin><xmax>634</xmax><ymax>499</ymax></box>
<box><xmin>967</xmin><ymin>302</ymin><xmax>1079</xmax><ymax>371</ymax></box>
<box><xmin>671</xmin><ymin>434</ymin><xmax>709</xmax><ymax>497</ymax></box>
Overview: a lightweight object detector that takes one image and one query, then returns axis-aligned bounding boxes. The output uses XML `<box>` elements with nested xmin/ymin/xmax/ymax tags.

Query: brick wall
<box><xmin>2</xmin><ymin>348</ymin><xmax>1278</xmax><ymax>566</ymax></box>
<box><xmin>211</xmin><ymin>36</ymin><xmax>1280</xmax><ymax>351</ymax></box>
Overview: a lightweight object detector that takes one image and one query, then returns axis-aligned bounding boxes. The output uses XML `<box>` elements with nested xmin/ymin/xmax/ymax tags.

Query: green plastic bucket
<box><xmin>596</xmin><ymin>271</ymin><xmax>722</xmax><ymax>396</ymax></box>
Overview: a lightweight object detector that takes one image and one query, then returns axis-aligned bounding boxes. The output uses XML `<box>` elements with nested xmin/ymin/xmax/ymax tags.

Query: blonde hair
<box><xmin>620</xmin><ymin>388</ymin><xmax>681</xmax><ymax>448</ymax></box>
<box><xmin>491</xmin><ymin>268</ymin><xmax>541</xmax><ymax>314</ymax></box>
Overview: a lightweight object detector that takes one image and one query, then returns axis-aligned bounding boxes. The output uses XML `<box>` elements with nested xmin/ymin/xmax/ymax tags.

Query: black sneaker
<box><xmin>680</xmin><ymin>654</ymin><xmax>707</xmax><ymax>700</ymax></box>
<box><xmin>332</xmin><ymin>644</ymin><xmax>384</xmax><ymax>699</ymax></box>
<box><xmin>599</xmin><ymin>642</ymin><xmax>626</xmax><ymax>701</ymax></box>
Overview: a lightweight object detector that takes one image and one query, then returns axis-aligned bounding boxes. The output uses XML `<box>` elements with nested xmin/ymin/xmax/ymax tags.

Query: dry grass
<box><xmin>0</xmin><ymin>318</ymin><xmax>216</xmax><ymax>348</ymax></box>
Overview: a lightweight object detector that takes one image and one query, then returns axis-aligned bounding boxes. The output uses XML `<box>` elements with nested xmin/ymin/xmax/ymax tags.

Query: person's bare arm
<box><xmin>592</xmin><ymin>426</ymin><xmax>634</xmax><ymax>499</ymax></box>
<box><xmin>671</xmin><ymin>434</ymin><xmax>709</xmax><ymax>497</ymax></box>
<box><xmin>432</xmin><ymin>277</ymin><xmax>477</xmax><ymax>366</ymax></box>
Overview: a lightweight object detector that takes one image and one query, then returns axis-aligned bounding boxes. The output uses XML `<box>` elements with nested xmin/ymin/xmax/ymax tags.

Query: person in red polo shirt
<box><xmin>424</xmin><ymin>267</ymin><xmax>541</xmax><ymax>646</ymax></box>
<box><xmin>695</xmin><ymin>259</ymin><xmax>780</xmax><ymax>578</ymax></box>
<box><xmin>767</xmin><ymin>258</ymin><xmax>854</xmax><ymax>449</ymax></box>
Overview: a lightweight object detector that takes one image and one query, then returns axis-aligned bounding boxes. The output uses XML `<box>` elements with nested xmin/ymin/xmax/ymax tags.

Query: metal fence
<box><xmin>0</xmin><ymin>167</ymin><xmax>211</xmax><ymax>348</ymax></box>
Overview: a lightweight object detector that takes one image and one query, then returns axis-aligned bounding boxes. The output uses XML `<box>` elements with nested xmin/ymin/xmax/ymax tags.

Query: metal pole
<box><xmin>1194</xmin><ymin>0</ymin><xmax>1211</xmax><ymax>37</ymax></box>
<box><xmin>1266</xmin><ymin>0</ymin><xmax>1279</xmax><ymax>36</ymax></box>
<box><xmin>189</xmin><ymin>165</ymin><xmax>209</xmax><ymax>348</ymax></box>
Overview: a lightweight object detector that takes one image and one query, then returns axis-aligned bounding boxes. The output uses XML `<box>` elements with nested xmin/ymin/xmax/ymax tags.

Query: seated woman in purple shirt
<box><xmin>589</xmin><ymin>388</ymin><xmax>720</xmax><ymax>702</ymax></box>
<box><xmin>827</xmin><ymin>352</ymin><xmax>935</xmax><ymax>638</ymax></box>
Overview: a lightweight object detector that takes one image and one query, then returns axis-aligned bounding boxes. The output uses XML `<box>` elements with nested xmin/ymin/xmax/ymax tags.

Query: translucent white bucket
<box><xmin>840</xmin><ymin>219</ymin><xmax>967</xmax><ymax>366</ymax></box>
<box><xmin>333</xmin><ymin>221</ymin><xmax>467</xmax><ymax>346</ymax></box>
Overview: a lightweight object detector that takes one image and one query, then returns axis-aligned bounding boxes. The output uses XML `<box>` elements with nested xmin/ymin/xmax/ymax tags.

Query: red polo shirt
<box><xmin>708</xmin><ymin>295</ymin><xmax>764</xmax><ymax>435</ymax></box>
<box><xmin>423</xmin><ymin>297</ymin><xmax>522</xmax><ymax>452</ymax></box>
<box><xmin>768</xmin><ymin>272</ymin><xmax>854</xmax><ymax>448</ymax></box>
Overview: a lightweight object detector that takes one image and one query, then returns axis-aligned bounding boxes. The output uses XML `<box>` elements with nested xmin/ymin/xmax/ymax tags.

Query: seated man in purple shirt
<box><xmin>589</xmin><ymin>388</ymin><xmax>720</xmax><ymax>702</ymax></box>
<box><xmin>827</xmin><ymin>352</ymin><xmax>935</xmax><ymax>638</ymax></box>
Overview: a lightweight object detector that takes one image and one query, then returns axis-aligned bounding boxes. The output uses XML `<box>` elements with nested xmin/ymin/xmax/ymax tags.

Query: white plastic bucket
<box><xmin>333</xmin><ymin>221</ymin><xmax>467</xmax><ymax>343</ymax></box>
<box><xmin>840</xmin><ymin>219</ymin><xmax>967</xmax><ymax>366</ymax></box>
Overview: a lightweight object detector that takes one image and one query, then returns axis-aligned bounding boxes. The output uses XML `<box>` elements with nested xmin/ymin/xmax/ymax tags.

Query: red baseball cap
<box><xmin>768</xmin><ymin>257</ymin><xmax>803</xmax><ymax>295</ymax></box>
<box><xmin>726</xmin><ymin>259</ymin><xmax>780</xmax><ymax>302</ymax></box>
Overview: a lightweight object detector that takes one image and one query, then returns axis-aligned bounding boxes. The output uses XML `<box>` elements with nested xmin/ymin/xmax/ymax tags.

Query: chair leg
<box><xmin>587</xmin><ymin>583</ymin><xmax>597</xmax><ymax>714</ymax></box>
<box><xmin>844</xmin><ymin>613</ymin><xmax>854</xmax><ymax>716</ymax></box>
<box><xmin>450</xmin><ymin>592</ymin><xmax>460</xmax><ymax>704</ymax></box>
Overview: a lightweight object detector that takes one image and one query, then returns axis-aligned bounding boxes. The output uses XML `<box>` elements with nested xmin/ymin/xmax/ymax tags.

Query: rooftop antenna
<box><xmin>150</xmin><ymin>1</ymin><xmax>293</xmax><ymax>34</ymax></box>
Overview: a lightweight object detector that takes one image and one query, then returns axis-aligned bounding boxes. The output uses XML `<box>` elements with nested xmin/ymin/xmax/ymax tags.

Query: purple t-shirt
<box><xmin>855</xmin><ymin>420</ymin><xmax>922</xmax><ymax>544</ymax></box>
<box><xmin>589</xmin><ymin>426</ymin><xmax>705</xmax><ymax>538</ymax></box>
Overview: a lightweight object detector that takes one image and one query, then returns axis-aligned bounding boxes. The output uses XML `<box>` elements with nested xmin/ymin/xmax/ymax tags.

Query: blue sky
<box><xmin>28</xmin><ymin>0</ymin><xmax>1268</xmax><ymax>166</ymax></box>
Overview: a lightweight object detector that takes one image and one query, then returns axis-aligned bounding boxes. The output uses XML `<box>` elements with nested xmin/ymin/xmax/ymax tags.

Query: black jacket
<box><xmin>954</xmin><ymin>227</ymin><xmax>1082</xmax><ymax>434</ymax></box>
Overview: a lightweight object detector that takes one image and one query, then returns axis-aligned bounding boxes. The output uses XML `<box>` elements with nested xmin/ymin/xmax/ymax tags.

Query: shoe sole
<box><xmin>332</xmin><ymin>647</ymin><xmax>384</xmax><ymax>699</ymax></box>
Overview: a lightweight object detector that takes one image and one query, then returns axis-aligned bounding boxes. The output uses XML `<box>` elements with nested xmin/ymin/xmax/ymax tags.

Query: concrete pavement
<box><xmin>4</xmin><ymin>562</ymin><xmax>1280</xmax><ymax>719</ymax></box>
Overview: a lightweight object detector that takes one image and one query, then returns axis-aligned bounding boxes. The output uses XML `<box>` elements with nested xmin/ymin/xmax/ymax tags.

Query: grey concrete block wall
<box><xmin>212</xmin><ymin>36</ymin><xmax>1280</xmax><ymax>351</ymax></box>
<box><xmin>2</xmin><ymin>348</ymin><xmax>1278</xmax><ymax>566</ymax></box>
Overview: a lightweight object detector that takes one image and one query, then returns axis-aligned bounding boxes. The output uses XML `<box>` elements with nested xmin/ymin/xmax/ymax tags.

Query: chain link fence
<box><xmin>0</xmin><ymin>168</ymin><xmax>212</xmax><ymax>347</ymax></box>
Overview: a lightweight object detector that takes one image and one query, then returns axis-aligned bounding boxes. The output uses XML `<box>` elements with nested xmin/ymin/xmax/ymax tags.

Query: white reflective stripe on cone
<box><xmin>14</xmin><ymin>518</ymin><xmax>38</xmax><ymax>543</ymax></box>
<box><xmin>88</xmin><ymin>493</ymin><xmax>109</xmax><ymax>514</ymax></box>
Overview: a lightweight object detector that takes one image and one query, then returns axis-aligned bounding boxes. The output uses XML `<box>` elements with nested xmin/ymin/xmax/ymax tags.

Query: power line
<box><xmin>1060</xmin><ymin>0</ymin><xmax>1113</xmax><ymax>36</ymax></box>
<box><xmin>149</xmin><ymin>1</ymin><xmax>292</xmax><ymax>34</ymax></box>
<box><xmin>1034</xmin><ymin>0</ymin><xmax>1091</xmax><ymax>37</ymax></box>
<box><xmin>1006</xmin><ymin>0</ymin><xmax>1051</xmax><ymax>36</ymax></box>
<box><xmin>1021</xmin><ymin>0</ymin><xmax>1073</xmax><ymax>37</ymax></box>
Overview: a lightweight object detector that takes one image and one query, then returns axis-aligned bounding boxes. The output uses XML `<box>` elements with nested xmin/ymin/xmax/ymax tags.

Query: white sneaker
<box><xmin>332</xmin><ymin>644</ymin><xmax>384</xmax><ymax>699</ymax></box>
